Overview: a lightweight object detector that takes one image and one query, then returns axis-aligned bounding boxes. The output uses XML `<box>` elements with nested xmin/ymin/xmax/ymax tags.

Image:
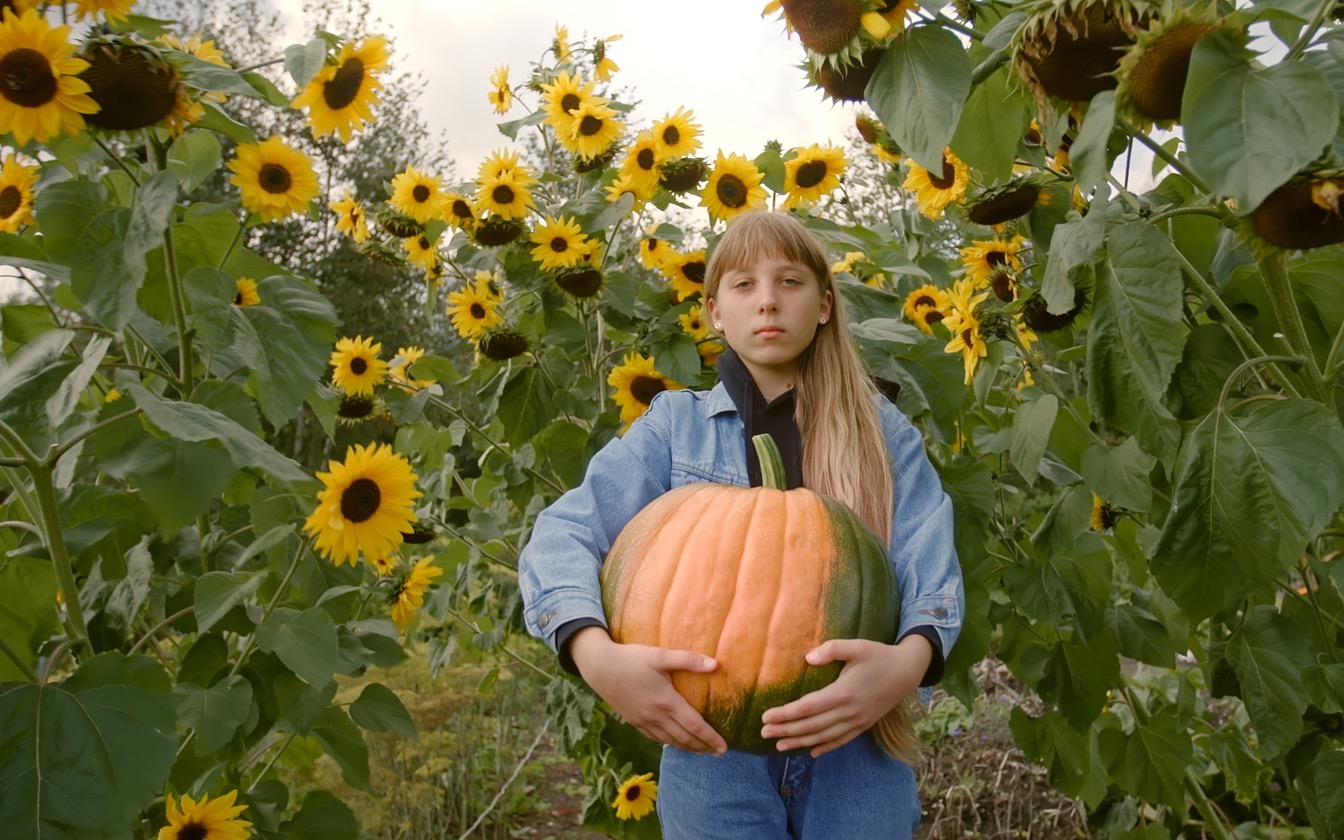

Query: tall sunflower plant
<box><xmin>760</xmin><ymin>0</ymin><xmax>1344</xmax><ymax>834</ymax></box>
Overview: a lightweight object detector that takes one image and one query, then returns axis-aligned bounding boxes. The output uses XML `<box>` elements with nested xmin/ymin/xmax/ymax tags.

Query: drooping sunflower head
<box><xmin>1013</xmin><ymin>0</ymin><xmax>1155</xmax><ymax>117</ymax></box>
<box><xmin>487</xmin><ymin>64</ymin><xmax>512</xmax><ymax>114</ymax></box>
<box><xmin>227</xmin><ymin>136</ymin><xmax>320</xmax><ymax>223</ymax></box>
<box><xmin>303</xmin><ymin>442</ymin><xmax>421</xmax><ymax>567</ymax></box>
<box><xmin>444</xmin><ymin>272</ymin><xmax>505</xmax><ymax>340</ymax></box>
<box><xmin>965</xmin><ymin>175</ymin><xmax>1050</xmax><ymax>226</ymax></box>
<box><xmin>775</xmin><ymin>0</ymin><xmax>898</xmax><ymax>70</ymax></box>
<box><xmin>806</xmin><ymin>45</ymin><xmax>887</xmax><ymax>103</ymax></box>
<box><xmin>79</xmin><ymin>36</ymin><xmax>181</xmax><ymax>132</ymax></box>
<box><xmin>478</xmin><ymin>327</ymin><xmax>530</xmax><ymax>361</ymax></box>
<box><xmin>330</xmin><ymin>190</ymin><xmax>372</xmax><ymax>243</ymax></box>
<box><xmin>529</xmin><ymin>213</ymin><xmax>593</xmax><ymax>272</ymax></box>
<box><xmin>902</xmin><ymin>148</ymin><xmax>970</xmax><ymax>220</ymax></box>
<box><xmin>701</xmin><ymin>151</ymin><xmax>768</xmax><ymax>224</ymax></box>
<box><xmin>389</xmin><ymin>556</ymin><xmax>444</xmax><ymax>631</ymax></box>
<box><xmin>471</xmin><ymin>214</ymin><xmax>527</xmax><ymax>247</ymax></box>
<box><xmin>389</xmin><ymin>164</ymin><xmax>446</xmax><ymax>225</ymax></box>
<box><xmin>1090</xmin><ymin>493</ymin><xmax>1119</xmax><ymax>531</ymax></box>
<box><xmin>370</xmin><ymin>202</ymin><xmax>423</xmax><ymax>239</ymax></box>
<box><xmin>157</xmin><ymin>32</ymin><xmax>230</xmax><ymax>134</ymax></box>
<box><xmin>650</xmin><ymin>106</ymin><xmax>702</xmax><ymax>159</ymax></box>
<box><xmin>554</xmin><ymin>263</ymin><xmax>605</xmax><ymax>298</ymax></box>
<box><xmin>783</xmin><ymin>143</ymin><xmax>848</xmax><ymax>208</ymax></box>
<box><xmin>658</xmin><ymin>156</ymin><xmax>709</xmax><ymax>194</ymax></box>
<box><xmin>608</xmin><ymin>352</ymin><xmax>684</xmax><ymax>431</ymax></box>
<box><xmin>329</xmin><ymin>335</ymin><xmax>388</xmax><ymax>397</ymax></box>
<box><xmin>902</xmin><ymin>284</ymin><xmax>952</xmax><ymax>336</ymax></box>
<box><xmin>611</xmin><ymin>772</ymin><xmax>659</xmax><ymax>822</ymax></box>
<box><xmin>336</xmin><ymin>394</ymin><xmax>378</xmax><ymax>425</ymax></box>
<box><xmin>1113</xmin><ymin>5</ymin><xmax>1238</xmax><ymax>128</ymax></box>
<box><xmin>561</xmin><ymin>99</ymin><xmax>624</xmax><ymax>161</ymax></box>
<box><xmin>233</xmin><ymin>277</ymin><xmax>260</xmax><ymax>307</ymax></box>
<box><xmin>0</xmin><ymin>151</ymin><xmax>37</xmax><ymax>233</ymax></box>
<box><xmin>0</xmin><ymin>9</ymin><xmax>99</xmax><ymax>145</ymax></box>
<box><xmin>1251</xmin><ymin>176</ymin><xmax>1344</xmax><ymax>251</ymax></box>
<box><xmin>1021</xmin><ymin>286</ymin><xmax>1090</xmax><ymax>332</ymax></box>
<box><xmin>291</xmin><ymin>35</ymin><xmax>388</xmax><ymax>142</ymax></box>
<box><xmin>663</xmin><ymin>249</ymin><xmax>708</xmax><ymax>302</ymax></box>
<box><xmin>158</xmin><ymin>790</ymin><xmax>251</xmax><ymax>840</ymax></box>
<box><xmin>474</xmin><ymin>169</ymin><xmax>534</xmax><ymax>221</ymax></box>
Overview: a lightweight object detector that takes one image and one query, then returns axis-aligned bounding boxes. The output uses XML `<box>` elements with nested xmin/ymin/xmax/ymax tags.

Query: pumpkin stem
<box><xmin>751</xmin><ymin>434</ymin><xmax>789</xmax><ymax>491</ymax></box>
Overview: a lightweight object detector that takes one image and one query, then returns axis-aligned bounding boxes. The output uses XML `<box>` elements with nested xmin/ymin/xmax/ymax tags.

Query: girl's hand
<box><xmin>569</xmin><ymin>626</ymin><xmax>728</xmax><ymax>755</ymax></box>
<box><xmin>758</xmin><ymin>635</ymin><xmax>932</xmax><ymax>757</ymax></box>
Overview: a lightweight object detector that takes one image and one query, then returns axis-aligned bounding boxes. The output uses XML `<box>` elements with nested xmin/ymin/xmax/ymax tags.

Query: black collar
<box><xmin>716</xmin><ymin>349</ymin><xmax>804</xmax><ymax>489</ymax></box>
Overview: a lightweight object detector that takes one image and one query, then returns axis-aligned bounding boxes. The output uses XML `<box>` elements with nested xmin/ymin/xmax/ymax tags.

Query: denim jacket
<box><xmin>518</xmin><ymin>383</ymin><xmax>964</xmax><ymax>659</ymax></box>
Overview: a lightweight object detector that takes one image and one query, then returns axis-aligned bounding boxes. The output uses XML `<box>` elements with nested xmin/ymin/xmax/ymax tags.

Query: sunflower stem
<box><xmin>126</xmin><ymin>607</ymin><xmax>194</xmax><ymax>657</ymax></box>
<box><xmin>30</xmin><ymin>462</ymin><xmax>91</xmax><ymax>655</ymax></box>
<box><xmin>1146</xmin><ymin>205</ymin><xmax>1229</xmax><ymax>226</ymax></box>
<box><xmin>225</xmin><ymin>536</ymin><xmax>313</xmax><ymax>682</ymax></box>
<box><xmin>1171</xmin><ymin>248</ymin><xmax>1302</xmax><ymax>399</ymax></box>
<box><xmin>218</xmin><ymin>214</ymin><xmax>247</xmax><ymax>270</ymax></box>
<box><xmin>0</xmin><ymin>633</ymin><xmax>38</xmax><ymax>682</ymax></box>
<box><xmin>162</xmin><ymin>222</ymin><xmax>196</xmax><ymax>399</ymax></box>
<box><xmin>423</xmin><ymin>394</ymin><xmax>565</xmax><ymax>495</ymax></box>
<box><xmin>235</xmin><ymin>56</ymin><xmax>286</xmax><ymax>74</ymax></box>
<box><xmin>1287</xmin><ymin>0</ymin><xmax>1335</xmax><ymax>59</ymax></box>
<box><xmin>1126</xmin><ymin>128</ymin><xmax>1211</xmax><ymax>195</ymax></box>
<box><xmin>49</xmin><ymin>407</ymin><xmax>142</xmax><ymax>463</ymax></box>
<box><xmin>1216</xmin><ymin>355</ymin><xmax>1302</xmax><ymax>412</ymax></box>
<box><xmin>91</xmin><ymin>135</ymin><xmax>140</xmax><ymax>188</ymax></box>
<box><xmin>1104</xmin><ymin>173</ymin><xmax>1142</xmax><ymax>214</ymax></box>
<box><xmin>1256</xmin><ymin>250</ymin><xmax>1330</xmax><ymax>405</ymax></box>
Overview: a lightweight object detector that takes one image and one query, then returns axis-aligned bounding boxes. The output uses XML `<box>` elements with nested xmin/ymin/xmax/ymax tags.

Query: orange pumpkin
<box><xmin>600</xmin><ymin>435</ymin><xmax>901</xmax><ymax>754</ymax></box>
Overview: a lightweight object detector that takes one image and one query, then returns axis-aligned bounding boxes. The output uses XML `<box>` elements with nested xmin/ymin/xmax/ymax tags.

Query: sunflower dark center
<box><xmin>451</xmin><ymin>199</ymin><xmax>471</xmax><ymax>218</ymax></box>
<box><xmin>340</xmin><ymin>477</ymin><xmax>382</xmax><ymax>523</ymax></box>
<box><xmin>258</xmin><ymin>163</ymin><xmax>292</xmax><ymax>194</ymax></box>
<box><xmin>928</xmin><ymin>157</ymin><xmax>956</xmax><ymax>190</ymax></box>
<box><xmin>961</xmin><ymin>327</ymin><xmax>974</xmax><ymax>344</ymax></box>
<box><xmin>986</xmin><ymin>251</ymin><xmax>1008</xmax><ymax>268</ymax></box>
<box><xmin>177</xmin><ymin>823</ymin><xmax>209</xmax><ymax>840</ymax></box>
<box><xmin>914</xmin><ymin>295</ymin><xmax>936</xmax><ymax>308</ymax></box>
<box><xmin>796</xmin><ymin>160</ymin><xmax>829</xmax><ymax>189</ymax></box>
<box><xmin>550</xmin><ymin>236</ymin><xmax>569</xmax><ymax>253</ymax></box>
<box><xmin>923</xmin><ymin>309</ymin><xmax>944</xmax><ymax>325</ymax></box>
<box><xmin>492</xmin><ymin>184</ymin><xmax>515</xmax><ymax>205</ymax></box>
<box><xmin>636</xmin><ymin>148</ymin><xmax>655</xmax><ymax>171</ymax></box>
<box><xmin>417</xmin><ymin>236</ymin><xmax>429</xmax><ymax>249</ymax></box>
<box><xmin>412</xmin><ymin>184</ymin><xmax>431</xmax><ymax>203</ymax></box>
<box><xmin>716</xmin><ymin>175</ymin><xmax>747</xmax><ymax>208</ymax></box>
<box><xmin>624</xmin><ymin>785</ymin><xmax>643</xmax><ymax>801</ymax></box>
<box><xmin>578</xmin><ymin>115</ymin><xmax>603</xmax><ymax>136</ymax></box>
<box><xmin>630</xmin><ymin>375</ymin><xmax>667</xmax><ymax>405</ymax></box>
<box><xmin>234</xmin><ymin>290</ymin><xmax>244</xmax><ymax>305</ymax></box>
<box><xmin>560</xmin><ymin>92</ymin><xmax>581</xmax><ymax>113</ymax></box>
<box><xmin>323</xmin><ymin>57</ymin><xmax>365</xmax><ymax>110</ymax></box>
<box><xmin>338</xmin><ymin>396</ymin><xmax>374</xmax><ymax>418</ymax></box>
<box><xmin>682</xmin><ymin>261</ymin><xmax>705</xmax><ymax>284</ymax></box>
<box><xmin>470</xmin><ymin>302</ymin><xmax>486</xmax><ymax>319</ymax></box>
<box><xmin>350</xmin><ymin>357</ymin><xmax>368</xmax><ymax>375</ymax></box>
<box><xmin>0</xmin><ymin>48</ymin><xmax>57</xmax><ymax>108</ymax></box>
<box><xmin>662</xmin><ymin>125</ymin><xmax>680</xmax><ymax>146</ymax></box>
<box><xmin>0</xmin><ymin>185</ymin><xmax>20</xmax><ymax>219</ymax></box>
<box><xmin>690</xmin><ymin>318</ymin><xmax>701</xmax><ymax>329</ymax></box>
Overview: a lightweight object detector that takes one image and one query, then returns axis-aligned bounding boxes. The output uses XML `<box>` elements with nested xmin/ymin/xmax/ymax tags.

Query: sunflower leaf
<box><xmin>1069</xmin><ymin>91</ymin><xmax>1116</xmax><ymax>195</ymax></box>
<box><xmin>1009</xmin><ymin>708</ymin><xmax>1102</xmax><ymax>801</ymax></box>
<box><xmin>349</xmin><ymin>682</ymin><xmax>418</xmax><ymax>739</ymax></box>
<box><xmin>175</xmin><ymin>674</ymin><xmax>254</xmax><ymax>754</ymax></box>
<box><xmin>0</xmin><ymin>329</ymin><xmax>76</xmax><ymax>453</ymax></box>
<box><xmin>195</xmin><ymin>571</ymin><xmax>265</xmax><ymax>633</ymax></box>
<box><xmin>1153</xmin><ymin>399</ymin><xmax>1344</xmax><ymax>620</ymax></box>
<box><xmin>1226</xmin><ymin>606</ymin><xmax>1313</xmax><ymax>760</ymax></box>
<box><xmin>950</xmin><ymin>66</ymin><xmax>1031</xmax><ymax>184</ymax></box>
<box><xmin>256</xmin><ymin>607</ymin><xmax>341</xmax><ymax>692</ymax></box>
<box><xmin>0</xmin><ymin>557</ymin><xmax>58</xmax><ymax>682</ymax></box>
<box><xmin>285</xmin><ymin>38</ymin><xmax>330</xmax><ymax>89</ymax></box>
<box><xmin>496</xmin><ymin>367</ymin><xmax>558</xmax><ymax>447</ymax></box>
<box><xmin>0</xmin><ymin>653</ymin><xmax>177</xmax><ymax>840</ymax></box>
<box><xmin>866</xmin><ymin>25</ymin><xmax>972</xmax><ymax>173</ymax></box>
<box><xmin>307</xmin><ymin>706</ymin><xmax>372</xmax><ymax>792</ymax></box>
<box><xmin>282</xmin><ymin>790</ymin><xmax>359</xmax><ymax>840</ymax></box>
<box><xmin>1099</xmin><ymin>707</ymin><xmax>1193</xmax><ymax>813</ymax></box>
<box><xmin>1010</xmin><ymin>393</ymin><xmax>1057</xmax><ymax>486</ymax></box>
<box><xmin>1088</xmin><ymin>222</ymin><xmax>1185</xmax><ymax>463</ymax></box>
<box><xmin>1183</xmin><ymin>31</ymin><xmax>1338</xmax><ymax>212</ymax></box>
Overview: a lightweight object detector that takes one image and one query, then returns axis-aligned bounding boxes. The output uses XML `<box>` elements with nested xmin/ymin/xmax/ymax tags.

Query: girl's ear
<box><xmin>706</xmin><ymin>295</ymin><xmax>720</xmax><ymax>328</ymax></box>
<box><xmin>819</xmin><ymin>289</ymin><xmax>833</xmax><ymax>323</ymax></box>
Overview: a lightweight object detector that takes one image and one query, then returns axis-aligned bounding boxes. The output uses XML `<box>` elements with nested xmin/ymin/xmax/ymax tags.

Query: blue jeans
<box><xmin>657</xmin><ymin>734</ymin><xmax>921</xmax><ymax>839</ymax></box>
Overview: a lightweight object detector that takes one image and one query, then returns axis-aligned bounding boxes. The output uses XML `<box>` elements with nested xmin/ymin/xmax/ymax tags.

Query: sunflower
<box><xmin>540</xmin><ymin>70</ymin><xmax>597</xmax><ymax>136</ymax></box>
<box><xmin>553</xmin><ymin>23</ymin><xmax>572</xmax><ymax>62</ymax></box>
<box><xmin>303</xmin><ymin>443</ymin><xmax>421</xmax><ymax>567</ymax></box>
<box><xmin>902</xmin><ymin>149</ymin><xmax>970</xmax><ymax>220</ymax></box>
<box><xmin>158</xmin><ymin>33</ymin><xmax>229</xmax><ymax>133</ymax></box>
<box><xmin>478</xmin><ymin>328</ymin><xmax>530</xmax><ymax>361</ymax></box>
<box><xmin>445</xmin><ymin>273</ymin><xmax>504</xmax><ymax>340</ymax></box>
<box><xmin>832</xmin><ymin>251</ymin><xmax>864</xmax><ymax>275</ymax></box>
<box><xmin>593</xmin><ymin>34</ymin><xmax>621</xmax><ymax>81</ymax></box>
<box><xmin>620</xmin><ymin>131</ymin><xmax>666</xmax><ymax>190</ymax></box>
<box><xmin>961</xmin><ymin>235</ymin><xmax>1026</xmax><ymax>288</ymax></box>
<box><xmin>227</xmin><ymin>136</ymin><xmax>320</xmax><ymax>222</ymax></box>
<box><xmin>609</xmin><ymin>352</ymin><xmax>683</xmax><ymax>430</ymax></box>
<box><xmin>158</xmin><ymin>790</ymin><xmax>251</xmax><ymax>840</ymax></box>
<box><xmin>1113</xmin><ymin>5</ymin><xmax>1228</xmax><ymax>128</ymax></box>
<box><xmin>389</xmin><ymin>165</ymin><xmax>447</xmax><ymax>225</ymax></box>
<box><xmin>390</xmin><ymin>556</ymin><xmax>444</xmax><ymax>631</ymax></box>
<box><xmin>329</xmin><ymin>335</ymin><xmax>388</xmax><ymax>397</ymax></box>
<box><xmin>0</xmin><ymin>152</ymin><xmax>36</xmax><ymax>232</ymax></box>
<box><xmin>659</xmin><ymin>156</ymin><xmax>709</xmax><ymax>194</ymax></box>
<box><xmin>330</xmin><ymin>190</ymin><xmax>371</xmax><ymax>243</ymax></box>
<box><xmin>701</xmin><ymin>152</ymin><xmax>767</xmax><ymax>223</ymax></box>
<box><xmin>389</xmin><ymin>345</ymin><xmax>435</xmax><ymax>391</ymax></box>
<box><xmin>530</xmin><ymin>214</ymin><xmax>593</xmax><ymax>272</ymax></box>
<box><xmin>679</xmin><ymin>304</ymin><xmax>711</xmax><ymax>342</ymax></box>
<box><xmin>233</xmin><ymin>277</ymin><xmax>260</xmax><ymax>307</ymax></box>
<box><xmin>1090</xmin><ymin>494</ymin><xmax>1119</xmax><ymax>531</ymax></box>
<box><xmin>71</xmin><ymin>0</ymin><xmax>136</xmax><ymax>23</ymax></box>
<box><xmin>402</xmin><ymin>234</ymin><xmax>439</xmax><ymax>272</ymax></box>
<box><xmin>942</xmin><ymin>279</ymin><xmax>990</xmax><ymax>384</ymax></box>
<box><xmin>292</xmin><ymin>36</ymin><xmax>386</xmax><ymax>142</ymax></box>
<box><xmin>475</xmin><ymin>169</ymin><xmax>533</xmax><ymax>220</ymax></box>
<box><xmin>472</xmin><ymin>214</ymin><xmax>527</xmax><ymax>247</ymax></box>
<box><xmin>562</xmin><ymin>99</ymin><xmax>624</xmax><ymax>161</ymax></box>
<box><xmin>442</xmin><ymin>191</ymin><xmax>477</xmax><ymax>230</ymax></box>
<box><xmin>902</xmin><ymin>284</ymin><xmax>952</xmax><ymax>335</ymax></box>
<box><xmin>0</xmin><ymin>10</ymin><xmax>98</xmax><ymax>145</ymax></box>
<box><xmin>965</xmin><ymin>177</ymin><xmax>1048</xmax><ymax>226</ymax></box>
<box><xmin>79</xmin><ymin>38</ymin><xmax>181</xmax><ymax>132</ymax></box>
<box><xmin>487</xmin><ymin>64</ymin><xmax>512</xmax><ymax>114</ymax></box>
<box><xmin>639</xmin><ymin>234</ymin><xmax>675</xmax><ymax>271</ymax></box>
<box><xmin>336</xmin><ymin>395</ymin><xmax>377</xmax><ymax>425</ymax></box>
<box><xmin>612</xmin><ymin>773</ymin><xmax>658</xmax><ymax>821</ymax></box>
<box><xmin>784</xmin><ymin>144</ymin><xmax>847</xmax><ymax>207</ymax></box>
<box><xmin>663</xmin><ymin>249</ymin><xmax>707</xmax><ymax>302</ymax></box>
<box><xmin>605</xmin><ymin>172</ymin><xmax>656</xmax><ymax>207</ymax></box>
<box><xmin>698</xmin><ymin>338</ymin><xmax>725</xmax><ymax>367</ymax></box>
<box><xmin>651</xmin><ymin>106</ymin><xmax>702</xmax><ymax>159</ymax></box>
<box><xmin>368</xmin><ymin>554</ymin><xmax>399</xmax><ymax>576</ymax></box>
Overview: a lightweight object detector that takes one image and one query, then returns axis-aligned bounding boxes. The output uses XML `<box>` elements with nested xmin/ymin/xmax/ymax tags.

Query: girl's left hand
<box><xmin>758</xmin><ymin>635</ymin><xmax>932</xmax><ymax>757</ymax></box>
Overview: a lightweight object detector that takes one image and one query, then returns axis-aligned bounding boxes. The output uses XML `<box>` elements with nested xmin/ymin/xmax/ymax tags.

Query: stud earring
<box><xmin>819</xmin><ymin>315</ymin><xmax>828</xmax><ymax>324</ymax></box>
<box><xmin>713</xmin><ymin>322</ymin><xmax>722</xmax><ymax>330</ymax></box>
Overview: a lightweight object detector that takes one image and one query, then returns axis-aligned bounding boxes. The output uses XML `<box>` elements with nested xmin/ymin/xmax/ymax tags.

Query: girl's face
<box><xmin>706</xmin><ymin>251</ymin><xmax>832</xmax><ymax>399</ymax></box>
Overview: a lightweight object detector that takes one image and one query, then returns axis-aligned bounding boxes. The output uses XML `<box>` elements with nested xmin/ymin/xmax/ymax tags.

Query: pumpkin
<box><xmin>600</xmin><ymin>435</ymin><xmax>900</xmax><ymax>754</ymax></box>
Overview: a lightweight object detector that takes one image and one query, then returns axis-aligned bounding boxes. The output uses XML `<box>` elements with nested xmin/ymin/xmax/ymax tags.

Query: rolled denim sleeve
<box><xmin>881</xmin><ymin>401</ymin><xmax>964</xmax><ymax>659</ymax></box>
<box><xmin>518</xmin><ymin>393</ymin><xmax>678</xmax><ymax>651</ymax></box>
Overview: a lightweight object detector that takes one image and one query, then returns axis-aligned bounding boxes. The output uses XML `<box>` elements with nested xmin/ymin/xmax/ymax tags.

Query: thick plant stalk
<box><xmin>1257</xmin><ymin>251</ymin><xmax>1329</xmax><ymax>405</ymax></box>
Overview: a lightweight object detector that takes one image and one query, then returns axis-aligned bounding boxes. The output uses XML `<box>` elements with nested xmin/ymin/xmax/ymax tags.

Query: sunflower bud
<box><xmin>478</xmin><ymin>329</ymin><xmax>530</xmax><ymax>361</ymax></box>
<box><xmin>472</xmin><ymin>215</ymin><xmax>526</xmax><ymax>247</ymax></box>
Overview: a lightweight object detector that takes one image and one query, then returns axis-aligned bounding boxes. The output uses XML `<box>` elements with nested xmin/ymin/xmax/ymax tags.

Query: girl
<box><xmin>519</xmin><ymin>210</ymin><xmax>963</xmax><ymax>838</ymax></box>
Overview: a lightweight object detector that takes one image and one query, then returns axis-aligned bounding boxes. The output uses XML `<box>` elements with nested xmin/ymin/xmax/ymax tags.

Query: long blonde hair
<box><xmin>705</xmin><ymin>210</ymin><xmax>920</xmax><ymax>761</ymax></box>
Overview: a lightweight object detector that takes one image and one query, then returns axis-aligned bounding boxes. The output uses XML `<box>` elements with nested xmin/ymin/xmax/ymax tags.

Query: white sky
<box><xmin>289</xmin><ymin>0</ymin><xmax>860</xmax><ymax>174</ymax></box>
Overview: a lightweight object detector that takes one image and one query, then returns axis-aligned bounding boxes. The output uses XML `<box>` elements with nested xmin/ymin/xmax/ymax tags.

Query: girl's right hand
<box><xmin>568</xmin><ymin>626</ymin><xmax>728</xmax><ymax>755</ymax></box>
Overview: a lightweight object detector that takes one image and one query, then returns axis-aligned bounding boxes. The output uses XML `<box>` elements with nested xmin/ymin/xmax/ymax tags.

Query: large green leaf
<box><xmin>1099</xmin><ymin>708</ymin><xmax>1192</xmax><ymax>813</ymax></box>
<box><xmin>0</xmin><ymin>653</ymin><xmax>177</xmax><ymax>840</ymax></box>
<box><xmin>1010</xmin><ymin>393</ymin><xmax>1057</xmax><ymax>485</ymax></box>
<box><xmin>307</xmin><ymin>706</ymin><xmax>371</xmax><ymax>792</ymax></box>
<box><xmin>1009</xmin><ymin>708</ymin><xmax>1102</xmax><ymax>801</ymax></box>
<box><xmin>1040</xmin><ymin>203</ymin><xmax>1106</xmax><ymax>315</ymax></box>
<box><xmin>1037</xmin><ymin>632</ymin><xmax>1120</xmax><ymax>731</ymax></box>
<box><xmin>195</xmin><ymin>571</ymin><xmax>264</xmax><ymax>633</ymax></box>
<box><xmin>1081</xmin><ymin>438</ymin><xmax>1156</xmax><ymax>512</ymax></box>
<box><xmin>1226</xmin><ymin>606</ymin><xmax>1312</xmax><ymax>760</ymax></box>
<box><xmin>1087</xmin><ymin>222</ymin><xmax>1185</xmax><ymax>462</ymax></box>
<box><xmin>1070</xmin><ymin>91</ymin><xmax>1116</xmax><ymax>194</ymax></box>
<box><xmin>0</xmin><ymin>329</ymin><xmax>76</xmax><ymax>452</ymax></box>
<box><xmin>349</xmin><ymin>683</ymin><xmax>417</xmax><ymax>739</ymax></box>
<box><xmin>1183</xmin><ymin>32</ymin><xmax>1338</xmax><ymax>212</ymax></box>
<box><xmin>242</xmin><ymin>275</ymin><xmax>339</xmax><ymax>427</ymax></box>
<box><xmin>255</xmin><ymin>607</ymin><xmax>340</xmax><ymax>691</ymax></box>
<box><xmin>1301</xmin><ymin>750</ymin><xmax>1344</xmax><ymax>838</ymax></box>
<box><xmin>175</xmin><ymin>674</ymin><xmax>254</xmax><ymax>754</ymax></box>
<box><xmin>497</xmin><ymin>367</ymin><xmax>558</xmax><ymax>446</ymax></box>
<box><xmin>1104</xmin><ymin>602</ymin><xmax>1177</xmax><ymax>668</ymax></box>
<box><xmin>866</xmin><ymin>25</ymin><xmax>972</xmax><ymax>172</ymax></box>
<box><xmin>0</xmin><ymin>557</ymin><xmax>58</xmax><ymax>681</ymax></box>
<box><xmin>282</xmin><ymin>791</ymin><xmax>358</xmax><ymax>840</ymax></box>
<box><xmin>124</xmin><ymin>438</ymin><xmax>237</xmax><ymax>533</ymax></box>
<box><xmin>1153</xmin><ymin>399</ymin><xmax>1344</xmax><ymax>619</ymax></box>
<box><xmin>949</xmin><ymin>66</ymin><xmax>1030</xmax><ymax>183</ymax></box>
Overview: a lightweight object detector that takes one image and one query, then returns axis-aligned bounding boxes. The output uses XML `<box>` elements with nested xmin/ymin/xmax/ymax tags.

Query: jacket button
<box><xmin>538</xmin><ymin>610</ymin><xmax>555</xmax><ymax>628</ymax></box>
<box><xmin>932</xmin><ymin>607</ymin><xmax>948</xmax><ymax>619</ymax></box>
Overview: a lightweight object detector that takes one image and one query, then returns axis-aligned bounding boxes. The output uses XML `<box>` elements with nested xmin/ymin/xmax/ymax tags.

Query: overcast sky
<box><xmin>282</xmin><ymin>0</ymin><xmax>860</xmax><ymax>175</ymax></box>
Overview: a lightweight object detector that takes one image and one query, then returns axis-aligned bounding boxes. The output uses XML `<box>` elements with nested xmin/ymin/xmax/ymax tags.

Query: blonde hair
<box><xmin>705</xmin><ymin>210</ymin><xmax>920</xmax><ymax>761</ymax></box>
